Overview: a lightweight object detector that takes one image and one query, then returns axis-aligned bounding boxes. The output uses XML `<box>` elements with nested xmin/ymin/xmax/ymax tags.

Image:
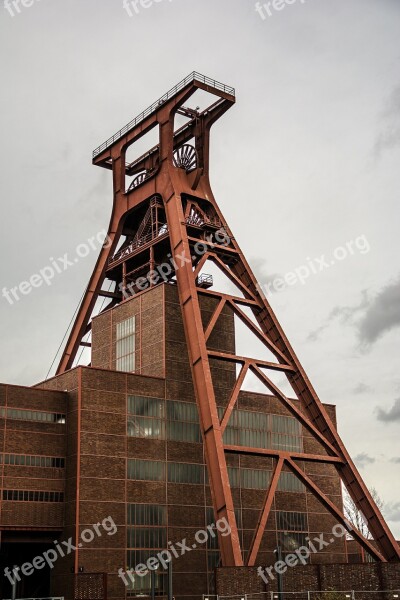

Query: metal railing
<box><xmin>218</xmin><ymin>593</ymin><xmax>400</xmax><ymax>600</ymax></box>
<box><xmin>92</xmin><ymin>71</ymin><xmax>235</xmax><ymax>158</ymax></box>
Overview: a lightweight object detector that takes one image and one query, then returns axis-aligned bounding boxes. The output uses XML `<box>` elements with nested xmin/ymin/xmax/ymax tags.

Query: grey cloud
<box><xmin>307</xmin><ymin>324</ymin><xmax>328</xmax><ymax>342</ymax></box>
<box><xmin>307</xmin><ymin>291</ymin><xmax>369</xmax><ymax>342</ymax></box>
<box><xmin>385</xmin><ymin>502</ymin><xmax>400</xmax><ymax>523</ymax></box>
<box><xmin>308</xmin><ymin>277</ymin><xmax>400</xmax><ymax>348</ymax></box>
<box><xmin>354</xmin><ymin>453</ymin><xmax>376</xmax><ymax>469</ymax></box>
<box><xmin>358</xmin><ymin>277</ymin><xmax>400</xmax><ymax>346</ymax></box>
<box><xmin>376</xmin><ymin>398</ymin><xmax>400</xmax><ymax>423</ymax></box>
<box><xmin>390</xmin><ymin>457</ymin><xmax>400</xmax><ymax>464</ymax></box>
<box><xmin>251</xmin><ymin>257</ymin><xmax>281</xmax><ymax>295</ymax></box>
<box><xmin>374</xmin><ymin>84</ymin><xmax>400</xmax><ymax>158</ymax></box>
<box><xmin>353</xmin><ymin>383</ymin><xmax>372</xmax><ymax>395</ymax></box>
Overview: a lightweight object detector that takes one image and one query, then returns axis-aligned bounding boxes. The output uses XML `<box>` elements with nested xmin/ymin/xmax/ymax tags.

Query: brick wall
<box><xmin>216</xmin><ymin>563</ymin><xmax>400</xmax><ymax>594</ymax></box>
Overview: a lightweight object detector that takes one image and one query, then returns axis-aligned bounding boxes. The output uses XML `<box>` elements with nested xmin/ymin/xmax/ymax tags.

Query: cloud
<box><xmin>353</xmin><ymin>383</ymin><xmax>372</xmax><ymax>395</ymax></box>
<box><xmin>307</xmin><ymin>291</ymin><xmax>369</xmax><ymax>342</ymax></box>
<box><xmin>374</xmin><ymin>84</ymin><xmax>400</xmax><ymax>159</ymax></box>
<box><xmin>384</xmin><ymin>502</ymin><xmax>400</xmax><ymax>523</ymax></box>
<box><xmin>390</xmin><ymin>457</ymin><xmax>400</xmax><ymax>464</ymax></box>
<box><xmin>358</xmin><ymin>277</ymin><xmax>400</xmax><ymax>347</ymax></box>
<box><xmin>307</xmin><ymin>276</ymin><xmax>400</xmax><ymax>347</ymax></box>
<box><xmin>376</xmin><ymin>398</ymin><xmax>400</xmax><ymax>423</ymax></box>
<box><xmin>354</xmin><ymin>453</ymin><xmax>375</xmax><ymax>469</ymax></box>
<box><xmin>251</xmin><ymin>257</ymin><xmax>281</xmax><ymax>295</ymax></box>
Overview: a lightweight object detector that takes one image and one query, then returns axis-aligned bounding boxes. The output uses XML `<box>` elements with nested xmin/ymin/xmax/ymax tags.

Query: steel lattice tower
<box><xmin>56</xmin><ymin>72</ymin><xmax>400</xmax><ymax>566</ymax></box>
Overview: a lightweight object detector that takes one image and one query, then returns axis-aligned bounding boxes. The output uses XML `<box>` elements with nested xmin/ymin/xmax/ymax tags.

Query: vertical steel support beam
<box><xmin>163</xmin><ymin>189</ymin><xmax>242</xmax><ymax>566</ymax></box>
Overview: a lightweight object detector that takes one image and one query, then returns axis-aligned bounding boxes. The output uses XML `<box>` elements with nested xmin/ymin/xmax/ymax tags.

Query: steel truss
<box><xmin>56</xmin><ymin>73</ymin><xmax>400</xmax><ymax>566</ymax></box>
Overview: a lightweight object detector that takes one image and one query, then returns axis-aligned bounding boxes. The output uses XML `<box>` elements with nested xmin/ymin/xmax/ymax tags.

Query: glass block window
<box><xmin>222</xmin><ymin>408</ymin><xmax>269</xmax><ymax>449</ymax></box>
<box><xmin>128</xmin><ymin>459</ymin><xmax>165</xmax><ymax>482</ymax></box>
<box><xmin>167</xmin><ymin>400</ymin><xmax>201</xmax><ymax>443</ymax></box>
<box><xmin>241</xmin><ymin>468</ymin><xmax>271</xmax><ymax>490</ymax></box>
<box><xmin>227</xmin><ymin>466</ymin><xmax>240</xmax><ymax>488</ymax></box>
<box><xmin>127</xmin><ymin>505</ymin><xmax>167</xmax><ymax>595</ymax></box>
<box><xmin>278</xmin><ymin>531</ymin><xmax>309</xmax><ymax>558</ymax></box>
<box><xmin>127</xmin><ymin>527</ymin><xmax>167</xmax><ymax>549</ymax></box>
<box><xmin>219</xmin><ymin>408</ymin><xmax>302</xmax><ymax>452</ymax></box>
<box><xmin>227</xmin><ymin>466</ymin><xmax>271</xmax><ymax>490</ymax></box>
<box><xmin>271</xmin><ymin>415</ymin><xmax>302</xmax><ymax>451</ymax></box>
<box><xmin>277</xmin><ymin>511</ymin><xmax>308</xmax><ymax>532</ymax></box>
<box><xmin>127</xmin><ymin>504</ymin><xmax>166</xmax><ymax>526</ymax></box>
<box><xmin>2</xmin><ymin>490</ymin><xmax>64</xmax><ymax>502</ymax></box>
<box><xmin>116</xmin><ymin>317</ymin><xmax>135</xmax><ymax>372</ymax></box>
<box><xmin>0</xmin><ymin>408</ymin><xmax>65</xmax><ymax>424</ymax></box>
<box><xmin>127</xmin><ymin>397</ymin><xmax>202</xmax><ymax>443</ymax></box>
<box><xmin>277</xmin><ymin>471</ymin><xmax>305</xmax><ymax>493</ymax></box>
<box><xmin>167</xmin><ymin>462</ymin><xmax>204</xmax><ymax>484</ymax></box>
<box><xmin>128</xmin><ymin>396</ymin><xmax>165</xmax><ymax>440</ymax></box>
<box><xmin>0</xmin><ymin>454</ymin><xmax>65</xmax><ymax>468</ymax></box>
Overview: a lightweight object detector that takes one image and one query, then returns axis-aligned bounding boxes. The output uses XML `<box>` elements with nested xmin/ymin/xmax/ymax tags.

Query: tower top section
<box><xmin>92</xmin><ymin>71</ymin><xmax>235</xmax><ymax>160</ymax></box>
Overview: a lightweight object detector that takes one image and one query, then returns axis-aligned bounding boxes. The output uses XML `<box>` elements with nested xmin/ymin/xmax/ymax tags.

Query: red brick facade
<box><xmin>0</xmin><ymin>283</ymin><xmax>391</xmax><ymax>600</ymax></box>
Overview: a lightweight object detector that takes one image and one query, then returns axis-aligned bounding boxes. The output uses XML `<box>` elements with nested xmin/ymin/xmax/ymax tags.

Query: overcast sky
<box><xmin>1</xmin><ymin>0</ymin><xmax>399</xmax><ymax>537</ymax></box>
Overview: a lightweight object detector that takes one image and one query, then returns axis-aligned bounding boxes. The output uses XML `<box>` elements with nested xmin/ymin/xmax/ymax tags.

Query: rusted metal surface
<box><xmin>56</xmin><ymin>73</ymin><xmax>400</xmax><ymax>565</ymax></box>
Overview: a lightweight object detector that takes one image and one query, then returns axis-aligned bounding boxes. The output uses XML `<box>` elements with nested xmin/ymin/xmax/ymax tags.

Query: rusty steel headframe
<box><xmin>56</xmin><ymin>72</ymin><xmax>400</xmax><ymax>565</ymax></box>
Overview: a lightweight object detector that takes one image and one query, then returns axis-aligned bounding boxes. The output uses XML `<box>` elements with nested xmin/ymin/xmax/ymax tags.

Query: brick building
<box><xmin>1</xmin><ymin>73</ymin><xmax>398</xmax><ymax>600</ymax></box>
<box><xmin>1</xmin><ymin>283</ymin><xmax>358</xmax><ymax>600</ymax></box>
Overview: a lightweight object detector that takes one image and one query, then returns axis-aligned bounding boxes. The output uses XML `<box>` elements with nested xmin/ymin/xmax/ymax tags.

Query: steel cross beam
<box><xmin>198</xmin><ymin>189</ymin><xmax>400</xmax><ymax>562</ymax></box>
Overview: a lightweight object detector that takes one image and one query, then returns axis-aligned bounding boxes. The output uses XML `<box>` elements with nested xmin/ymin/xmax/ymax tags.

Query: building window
<box><xmin>222</xmin><ymin>408</ymin><xmax>269</xmax><ymax>449</ymax></box>
<box><xmin>277</xmin><ymin>511</ymin><xmax>308</xmax><ymax>532</ymax></box>
<box><xmin>228</xmin><ymin>466</ymin><xmax>271</xmax><ymax>490</ymax></box>
<box><xmin>278</xmin><ymin>531</ymin><xmax>309</xmax><ymax>559</ymax></box>
<box><xmin>241</xmin><ymin>468</ymin><xmax>271</xmax><ymax>490</ymax></box>
<box><xmin>128</xmin><ymin>504</ymin><xmax>166</xmax><ymax>526</ymax></box>
<box><xmin>127</xmin><ymin>459</ymin><xmax>205</xmax><ymax>485</ymax></box>
<box><xmin>167</xmin><ymin>400</ymin><xmax>201</xmax><ymax>443</ymax></box>
<box><xmin>0</xmin><ymin>454</ymin><xmax>65</xmax><ymax>468</ymax></box>
<box><xmin>167</xmin><ymin>461</ymin><xmax>204</xmax><ymax>484</ymax></box>
<box><xmin>127</xmin><ymin>397</ymin><xmax>202</xmax><ymax>443</ymax></box>
<box><xmin>226</xmin><ymin>467</ymin><xmax>304</xmax><ymax>493</ymax></box>
<box><xmin>2</xmin><ymin>490</ymin><xmax>64</xmax><ymax>502</ymax></box>
<box><xmin>277</xmin><ymin>471</ymin><xmax>305</xmax><ymax>493</ymax></box>
<box><xmin>227</xmin><ymin>466</ymin><xmax>241</xmax><ymax>488</ymax></box>
<box><xmin>128</xmin><ymin>459</ymin><xmax>165</xmax><ymax>482</ymax></box>
<box><xmin>127</xmin><ymin>527</ymin><xmax>167</xmax><ymax>549</ymax></box>
<box><xmin>277</xmin><ymin>512</ymin><xmax>309</xmax><ymax>559</ymax></box>
<box><xmin>0</xmin><ymin>408</ymin><xmax>66</xmax><ymax>424</ymax></box>
<box><xmin>127</xmin><ymin>504</ymin><xmax>167</xmax><ymax>595</ymax></box>
<box><xmin>219</xmin><ymin>408</ymin><xmax>303</xmax><ymax>452</ymax></box>
<box><xmin>127</xmin><ymin>398</ymin><xmax>303</xmax><ymax>452</ymax></box>
<box><xmin>128</xmin><ymin>396</ymin><xmax>165</xmax><ymax>439</ymax></box>
<box><xmin>116</xmin><ymin>317</ymin><xmax>136</xmax><ymax>372</ymax></box>
<box><xmin>271</xmin><ymin>415</ymin><xmax>302</xmax><ymax>452</ymax></box>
